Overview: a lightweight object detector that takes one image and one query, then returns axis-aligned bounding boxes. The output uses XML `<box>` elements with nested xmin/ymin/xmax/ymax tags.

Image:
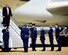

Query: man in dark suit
<box><xmin>48</xmin><ymin>25</ymin><xmax>54</xmax><ymax>51</ymax></box>
<box><xmin>2</xmin><ymin>4</ymin><xmax>12</xmax><ymax>29</ymax></box>
<box><xmin>2</xmin><ymin>26</ymin><xmax>10</xmax><ymax>52</ymax></box>
<box><xmin>30</xmin><ymin>24</ymin><xmax>37</xmax><ymax>51</ymax></box>
<box><xmin>55</xmin><ymin>24</ymin><xmax>61</xmax><ymax>51</ymax></box>
<box><xmin>21</xmin><ymin>25</ymin><xmax>29</xmax><ymax>52</ymax></box>
<box><xmin>40</xmin><ymin>26</ymin><xmax>45</xmax><ymax>51</ymax></box>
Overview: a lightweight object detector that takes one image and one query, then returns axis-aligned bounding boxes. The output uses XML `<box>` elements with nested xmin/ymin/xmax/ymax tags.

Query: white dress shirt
<box><xmin>6</xmin><ymin>7</ymin><xmax>9</xmax><ymax>15</ymax></box>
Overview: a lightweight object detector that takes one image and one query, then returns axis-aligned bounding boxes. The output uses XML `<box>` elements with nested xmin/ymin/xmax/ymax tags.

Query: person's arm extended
<box><xmin>2</xmin><ymin>7</ymin><xmax>5</xmax><ymax>18</ymax></box>
<box><xmin>20</xmin><ymin>30</ymin><xmax>23</xmax><ymax>38</ymax></box>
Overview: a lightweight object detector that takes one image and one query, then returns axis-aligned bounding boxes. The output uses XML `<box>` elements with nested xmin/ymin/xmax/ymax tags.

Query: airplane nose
<box><xmin>46</xmin><ymin>0</ymin><xmax>68</xmax><ymax>16</ymax></box>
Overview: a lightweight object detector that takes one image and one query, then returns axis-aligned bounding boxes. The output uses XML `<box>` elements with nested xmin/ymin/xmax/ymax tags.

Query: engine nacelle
<box><xmin>47</xmin><ymin>0</ymin><xmax>68</xmax><ymax>16</ymax></box>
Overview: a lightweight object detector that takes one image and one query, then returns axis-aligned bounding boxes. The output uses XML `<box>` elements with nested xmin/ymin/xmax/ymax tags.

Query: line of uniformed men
<box><xmin>20</xmin><ymin>24</ymin><xmax>62</xmax><ymax>52</ymax></box>
<box><xmin>2</xmin><ymin>24</ymin><xmax>62</xmax><ymax>52</ymax></box>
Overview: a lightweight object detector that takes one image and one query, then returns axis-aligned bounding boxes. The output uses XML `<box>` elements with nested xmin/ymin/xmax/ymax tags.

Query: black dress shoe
<box><xmin>51</xmin><ymin>49</ymin><xmax>54</xmax><ymax>51</ymax></box>
<box><xmin>56</xmin><ymin>49</ymin><xmax>61</xmax><ymax>51</ymax></box>
<box><xmin>41</xmin><ymin>49</ymin><xmax>45</xmax><ymax>51</ymax></box>
<box><xmin>51</xmin><ymin>50</ymin><xmax>54</xmax><ymax>51</ymax></box>
<box><xmin>24</xmin><ymin>51</ymin><xmax>28</xmax><ymax>52</ymax></box>
<box><xmin>32</xmin><ymin>50</ymin><xmax>37</xmax><ymax>51</ymax></box>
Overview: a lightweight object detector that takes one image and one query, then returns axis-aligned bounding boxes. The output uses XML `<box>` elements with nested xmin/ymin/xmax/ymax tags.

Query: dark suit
<box><xmin>30</xmin><ymin>27</ymin><xmax>37</xmax><ymax>51</ymax></box>
<box><xmin>55</xmin><ymin>28</ymin><xmax>61</xmax><ymax>51</ymax></box>
<box><xmin>40</xmin><ymin>29</ymin><xmax>45</xmax><ymax>51</ymax></box>
<box><xmin>2</xmin><ymin>29</ymin><xmax>9</xmax><ymax>52</ymax></box>
<box><xmin>2</xmin><ymin>7</ymin><xmax>12</xmax><ymax>28</ymax></box>
<box><xmin>21</xmin><ymin>27</ymin><xmax>29</xmax><ymax>52</ymax></box>
<box><xmin>48</xmin><ymin>28</ymin><xmax>54</xmax><ymax>51</ymax></box>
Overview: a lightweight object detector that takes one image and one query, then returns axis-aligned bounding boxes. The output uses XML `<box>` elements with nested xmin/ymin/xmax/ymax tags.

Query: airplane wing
<box><xmin>13</xmin><ymin>0</ymin><xmax>53</xmax><ymax>18</ymax></box>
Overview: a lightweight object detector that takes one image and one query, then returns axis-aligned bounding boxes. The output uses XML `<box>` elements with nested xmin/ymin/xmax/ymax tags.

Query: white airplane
<box><xmin>14</xmin><ymin>0</ymin><xmax>68</xmax><ymax>26</ymax></box>
<box><xmin>0</xmin><ymin>0</ymin><xmax>68</xmax><ymax>51</ymax></box>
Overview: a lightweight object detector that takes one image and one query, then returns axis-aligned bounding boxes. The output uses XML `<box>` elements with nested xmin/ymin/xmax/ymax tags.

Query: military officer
<box><xmin>55</xmin><ymin>24</ymin><xmax>61</xmax><ymax>51</ymax></box>
<box><xmin>30</xmin><ymin>24</ymin><xmax>37</xmax><ymax>51</ymax></box>
<box><xmin>21</xmin><ymin>24</ymin><xmax>30</xmax><ymax>52</ymax></box>
<box><xmin>48</xmin><ymin>25</ymin><xmax>54</xmax><ymax>51</ymax></box>
<box><xmin>2</xmin><ymin>26</ymin><xmax>10</xmax><ymax>52</ymax></box>
<box><xmin>40</xmin><ymin>26</ymin><xmax>45</xmax><ymax>51</ymax></box>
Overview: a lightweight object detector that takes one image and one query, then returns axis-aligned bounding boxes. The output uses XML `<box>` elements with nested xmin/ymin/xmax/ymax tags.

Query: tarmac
<box><xmin>0</xmin><ymin>47</ymin><xmax>68</xmax><ymax>55</ymax></box>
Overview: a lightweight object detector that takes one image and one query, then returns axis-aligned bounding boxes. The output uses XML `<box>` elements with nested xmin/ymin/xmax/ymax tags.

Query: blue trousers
<box><xmin>40</xmin><ymin>39</ymin><xmax>45</xmax><ymax>50</ymax></box>
<box><xmin>3</xmin><ymin>36</ymin><xmax>9</xmax><ymax>51</ymax></box>
<box><xmin>31</xmin><ymin>38</ymin><xmax>37</xmax><ymax>50</ymax></box>
<box><xmin>49</xmin><ymin>38</ymin><xmax>54</xmax><ymax>50</ymax></box>
<box><xmin>23</xmin><ymin>38</ymin><xmax>29</xmax><ymax>52</ymax></box>
<box><xmin>56</xmin><ymin>38</ymin><xmax>61</xmax><ymax>50</ymax></box>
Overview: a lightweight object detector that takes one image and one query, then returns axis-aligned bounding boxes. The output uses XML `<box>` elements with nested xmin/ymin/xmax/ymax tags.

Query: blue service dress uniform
<box><xmin>30</xmin><ymin>27</ymin><xmax>37</xmax><ymax>51</ymax></box>
<box><xmin>40</xmin><ymin>29</ymin><xmax>45</xmax><ymax>51</ymax></box>
<box><xmin>2</xmin><ymin>29</ymin><xmax>9</xmax><ymax>52</ymax></box>
<box><xmin>48</xmin><ymin>27</ymin><xmax>54</xmax><ymax>51</ymax></box>
<box><xmin>55</xmin><ymin>27</ymin><xmax>61</xmax><ymax>51</ymax></box>
<box><xmin>21</xmin><ymin>27</ymin><xmax>29</xmax><ymax>52</ymax></box>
